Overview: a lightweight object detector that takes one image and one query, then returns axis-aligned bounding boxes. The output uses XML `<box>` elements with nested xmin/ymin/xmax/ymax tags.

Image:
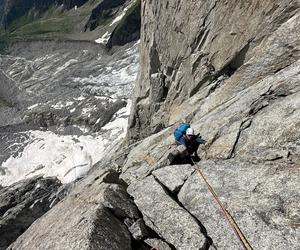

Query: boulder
<box><xmin>152</xmin><ymin>164</ymin><xmax>194</xmax><ymax>193</ymax></box>
<box><xmin>0</xmin><ymin>176</ymin><xmax>62</xmax><ymax>250</ymax></box>
<box><xmin>121</xmin><ymin>127</ymin><xmax>175</xmax><ymax>184</ymax></box>
<box><xmin>127</xmin><ymin>175</ymin><xmax>208</xmax><ymax>249</ymax></box>
<box><xmin>126</xmin><ymin>218</ymin><xmax>149</xmax><ymax>241</ymax></box>
<box><xmin>100</xmin><ymin>183</ymin><xmax>139</xmax><ymax>219</ymax></box>
<box><xmin>8</xmin><ymin>170</ymin><xmax>133</xmax><ymax>250</ymax></box>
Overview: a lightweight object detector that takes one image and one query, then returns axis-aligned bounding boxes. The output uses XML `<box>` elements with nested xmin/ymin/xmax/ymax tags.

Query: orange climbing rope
<box><xmin>192</xmin><ymin>161</ymin><xmax>253</xmax><ymax>250</ymax></box>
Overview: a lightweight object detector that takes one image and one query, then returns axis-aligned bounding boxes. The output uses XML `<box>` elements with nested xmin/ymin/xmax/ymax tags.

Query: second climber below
<box><xmin>174</xmin><ymin>123</ymin><xmax>206</xmax><ymax>162</ymax></box>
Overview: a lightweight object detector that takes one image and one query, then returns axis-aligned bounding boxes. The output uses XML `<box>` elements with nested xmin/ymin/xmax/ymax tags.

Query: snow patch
<box><xmin>95</xmin><ymin>32</ymin><xmax>111</xmax><ymax>44</ymax></box>
<box><xmin>27</xmin><ymin>104</ymin><xmax>39</xmax><ymax>110</ymax></box>
<box><xmin>0</xmin><ymin>102</ymin><xmax>132</xmax><ymax>186</ymax></box>
<box><xmin>110</xmin><ymin>5</ymin><xmax>130</xmax><ymax>26</ymax></box>
<box><xmin>52</xmin><ymin>101</ymin><xmax>74</xmax><ymax>109</ymax></box>
<box><xmin>74</xmin><ymin>96</ymin><xmax>86</xmax><ymax>101</ymax></box>
<box><xmin>102</xmin><ymin>100</ymin><xmax>131</xmax><ymax>138</ymax></box>
<box><xmin>72</xmin><ymin>41</ymin><xmax>139</xmax><ymax>98</ymax></box>
<box><xmin>54</xmin><ymin>59</ymin><xmax>78</xmax><ymax>75</ymax></box>
<box><xmin>0</xmin><ymin>131</ymin><xmax>106</xmax><ymax>185</ymax></box>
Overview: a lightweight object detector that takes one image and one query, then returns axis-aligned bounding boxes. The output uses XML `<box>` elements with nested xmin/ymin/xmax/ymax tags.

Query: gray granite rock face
<box><xmin>3</xmin><ymin>1</ymin><xmax>300</xmax><ymax>249</ymax></box>
<box><xmin>126</xmin><ymin>218</ymin><xmax>149</xmax><ymax>241</ymax></box>
<box><xmin>144</xmin><ymin>238</ymin><xmax>172</xmax><ymax>250</ymax></box>
<box><xmin>178</xmin><ymin>160</ymin><xmax>300</xmax><ymax>250</ymax></box>
<box><xmin>100</xmin><ymin>183</ymin><xmax>139</xmax><ymax>219</ymax></box>
<box><xmin>152</xmin><ymin>164</ymin><xmax>194</xmax><ymax>193</ymax></box>
<box><xmin>127</xmin><ymin>175</ymin><xmax>208</xmax><ymax>249</ymax></box>
<box><xmin>0</xmin><ymin>176</ymin><xmax>62</xmax><ymax>250</ymax></box>
<box><xmin>8</xmin><ymin>170</ymin><xmax>133</xmax><ymax>250</ymax></box>
<box><xmin>127</xmin><ymin>0</ymin><xmax>300</xmax><ymax>165</ymax></box>
<box><xmin>121</xmin><ymin>3</ymin><xmax>300</xmax><ymax>248</ymax></box>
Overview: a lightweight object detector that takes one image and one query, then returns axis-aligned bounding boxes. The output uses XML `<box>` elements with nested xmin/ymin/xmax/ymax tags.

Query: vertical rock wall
<box><xmin>127</xmin><ymin>0</ymin><xmax>300</xmax><ymax>146</ymax></box>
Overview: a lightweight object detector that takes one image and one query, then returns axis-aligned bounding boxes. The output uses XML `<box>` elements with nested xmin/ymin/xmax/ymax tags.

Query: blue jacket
<box><xmin>174</xmin><ymin>123</ymin><xmax>205</xmax><ymax>147</ymax></box>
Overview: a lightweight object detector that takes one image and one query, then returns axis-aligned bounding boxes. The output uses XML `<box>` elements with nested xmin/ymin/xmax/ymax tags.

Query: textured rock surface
<box><xmin>128</xmin><ymin>175</ymin><xmax>208</xmax><ymax>249</ymax></box>
<box><xmin>0</xmin><ymin>176</ymin><xmax>62</xmax><ymax>250</ymax></box>
<box><xmin>1</xmin><ymin>1</ymin><xmax>300</xmax><ymax>249</ymax></box>
<box><xmin>152</xmin><ymin>164</ymin><xmax>194</xmax><ymax>192</ymax></box>
<box><xmin>144</xmin><ymin>238</ymin><xmax>172</xmax><ymax>250</ymax></box>
<box><xmin>126</xmin><ymin>218</ymin><xmax>149</xmax><ymax>241</ymax></box>
<box><xmin>121</xmin><ymin>127</ymin><xmax>175</xmax><ymax>184</ymax></box>
<box><xmin>122</xmin><ymin>2</ymin><xmax>300</xmax><ymax>248</ymax></box>
<box><xmin>178</xmin><ymin>160</ymin><xmax>300</xmax><ymax>249</ymax></box>
<box><xmin>128</xmin><ymin>0</ymin><xmax>300</xmax><ymax>148</ymax></box>
<box><xmin>8</xmin><ymin>170</ymin><xmax>133</xmax><ymax>250</ymax></box>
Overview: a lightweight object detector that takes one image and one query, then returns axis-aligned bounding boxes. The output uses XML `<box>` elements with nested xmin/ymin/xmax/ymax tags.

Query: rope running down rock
<box><xmin>192</xmin><ymin>161</ymin><xmax>253</xmax><ymax>250</ymax></box>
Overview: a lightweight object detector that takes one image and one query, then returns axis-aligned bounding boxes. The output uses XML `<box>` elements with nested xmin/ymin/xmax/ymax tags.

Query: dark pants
<box><xmin>175</xmin><ymin>137</ymin><xmax>202</xmax><ymax>164</ymax></box>
<box><xmin>176</xmin><ymin>137</ymin><xmax>201</xmax><ymax>155</ymax></box>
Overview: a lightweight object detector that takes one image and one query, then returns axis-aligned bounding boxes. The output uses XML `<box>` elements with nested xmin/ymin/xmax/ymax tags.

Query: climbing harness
<box><xmin>192</xmin><ymin>160</ymin><xmax>253</xmax><ymax>250</ymax></box>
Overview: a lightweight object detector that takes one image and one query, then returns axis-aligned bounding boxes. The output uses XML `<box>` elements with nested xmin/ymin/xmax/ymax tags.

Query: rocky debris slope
<box><xmin>0</xmin><ymin>176</ymin><xmax>64</xmax><ymax>250</ymax></box>
<box><xmin>0</xmin><ymin>39</ymin><xmax>139</xmax><ymax>186</ymax></box>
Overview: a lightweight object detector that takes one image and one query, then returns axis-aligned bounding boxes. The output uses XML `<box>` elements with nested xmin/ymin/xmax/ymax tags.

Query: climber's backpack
<box><xmin>174</xmin><ymin>123</ymin><xmax>190</xmax><ymax>141</ymax></box>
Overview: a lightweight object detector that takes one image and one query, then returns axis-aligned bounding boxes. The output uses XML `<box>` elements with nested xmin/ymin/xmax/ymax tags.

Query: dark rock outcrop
<box><xmin>84</xmin><ymin>0</ymin><xmax>127</xmax><ymax>31</ymax></box>
<box><xmin>0</xmin><ymin>70</ymin><xmax>27</xmax><ymax>108</ymax></box>
<box><xmin>8</xmin><ymin>170</ymin><xmax>134</xmax><ymax>250</ymax></box>
<box><xmin>127</xmin><ymin>175</ymin><xmax>208</xmax><ymax>249</ymax></box>
<box><xmin>106</xmin><ymin>0</ymin><xmax>141</xmax><ymax>48</ymax></box>
<box><xmin>0</xmin><ymin>176</ymin><xmax>62</xmax><ymax>250</ymax></box>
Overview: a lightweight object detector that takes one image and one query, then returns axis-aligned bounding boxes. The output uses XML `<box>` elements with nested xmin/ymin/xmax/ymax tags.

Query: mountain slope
<box><xmin>0</xmin><ymin>1</ymin><xmax>141</xmax><ymax>247</ymax></box>
<box><xmin>0</xmin><ymin>0</ymin><xmax>141</xmax><ymax>46</ymax></box>
<box><xmin>1</xmin><ymin>1</ymin><xmax>299</xmax><ymax>250</ymax></box>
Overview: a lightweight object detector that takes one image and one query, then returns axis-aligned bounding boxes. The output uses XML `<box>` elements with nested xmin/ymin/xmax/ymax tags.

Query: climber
<box><xmin>174</xmin><ymin>123</ymin><xmax>206</xmax><ymax>162</ymax></box>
